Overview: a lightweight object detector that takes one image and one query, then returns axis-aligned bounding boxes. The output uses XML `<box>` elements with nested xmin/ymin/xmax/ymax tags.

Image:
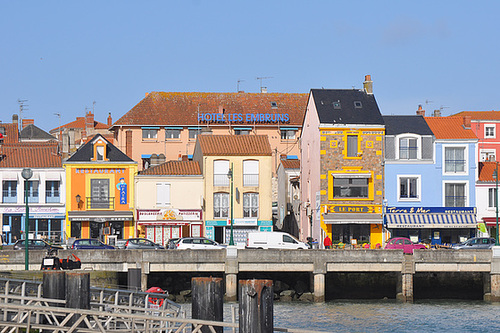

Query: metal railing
<box><xmin>86</xmin><ymin>196</ymin><xmax>115</xmax><ymax>209</ymax></box>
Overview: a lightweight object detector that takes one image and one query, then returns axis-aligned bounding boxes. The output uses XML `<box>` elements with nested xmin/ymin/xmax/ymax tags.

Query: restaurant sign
<box><xmin>325</xmin><ymin>204</ymin><xmax>381</xmax><ymax>214</ymax></box>
<box><xmin>385</xmin><ymin>207</ymin><xmax>476</xmax><ymax>214</ymax></box>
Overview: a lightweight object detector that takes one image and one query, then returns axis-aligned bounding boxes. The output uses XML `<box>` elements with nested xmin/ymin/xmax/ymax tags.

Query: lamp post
<box><xmin>227</xmin><ymin>163</ymin><xmax>234</xmax><ymax>246</ymax></box>
<box><xmin>494</xmin><ymin>163</ymin><xmax>500</xmax><ymax>246</ymax></box>
<box><xmin>21</xmin><ymin>168</ymin><xmax>33</xmax><ymax>271</ymax></box>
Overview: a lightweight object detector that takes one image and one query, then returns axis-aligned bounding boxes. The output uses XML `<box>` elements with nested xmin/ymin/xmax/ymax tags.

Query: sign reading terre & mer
<box><xmin>198</xmin><ymin>113</ymin><xmax>290</xmax><ymax>123</ymax></box>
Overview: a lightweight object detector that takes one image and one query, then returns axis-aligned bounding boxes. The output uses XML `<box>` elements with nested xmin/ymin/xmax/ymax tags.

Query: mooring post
<box><xmin>192</xmin><ymin>277</ymin><xmax>223</xmax><ymax>333</ymax></box>
<box><xmin>43</xmin><ymin>271</ymin><xmax>66</xmax><ymax>306</ymax></box>
<box><xmin>66</xmin><ymin>271</ymin><xmax>90</xmax><ymax>326</ymax></box>
<box><xmin>128</xmin><ymin>268</ymin><xmax>142</xmax><ymax>291</ymax></box>
<box><xmin>239</xmin><ymin>279</ymin><xmax>273</xmax><ymax>333</ymax></box>
<box><xmin>397</xmin><ymin>255</ymin><xmax>414</xmax><ymax>302</ymax></box>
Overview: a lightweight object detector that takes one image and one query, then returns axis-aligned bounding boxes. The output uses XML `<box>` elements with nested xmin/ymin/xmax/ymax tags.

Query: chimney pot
<box><xmin>416</xmin><ymin>105</ymin><xmax>425</xmax><ymax>117</ymax></box>
<box><xmin>363</xmin><ymin>75</ymin><xmax>373</xmax><ymax>94</ymax></box>
<box><xmin>107</xmin><ymin>112</ymin><xmax>112</xmax><ymax>126</ymax></box>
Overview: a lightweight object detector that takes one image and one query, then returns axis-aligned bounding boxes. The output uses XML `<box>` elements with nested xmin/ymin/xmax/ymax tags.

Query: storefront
<box><xmin>137</xmin><ymin>209</ymin><xmax>203</xmax><ymax>246</ymax></box>
<box><xmin>385</xmin><ymin>207</ymin><xmax>477</xmax><ymax>245</ymax></box>
<box><xmin>205</xmin><ymin>218</ymin><xmax>273</xmax><ymax>245</ymax></box>
<box><xmin>67</xmin><ymin>210</ymin><xmax>134</xmax><ymax>244</ymax></box>
<box><xmin>1</xmin><ymin>206</ymin><xmax>65</xmax><ymax>244</ymax></box>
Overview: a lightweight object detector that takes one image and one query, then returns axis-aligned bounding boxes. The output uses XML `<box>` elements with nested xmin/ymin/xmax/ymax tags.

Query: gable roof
<box><xmin>383</xmin><ymin>116</ymin><xmax>433</xmax><ymax>136</ymax></box>
<box><xmin>0</xmin><ymin>123</ymin><xmax>19</xmax><ymax>143</ymax></box>
<box><xmin>0</xmin><ymin>142</ymin><xmax>61</xmax><ymax>168</ymax></box>
<box><xmin>424</xmin><ymin>117</ymin><xmax>477</xmax><ymax>140</ymax></box>
<box><xmin>310</xmin><ymin>89</ymin><xmax>384</xmax><ymax>125</ymax></box>
<box><xmin>196</xmin><ymin>135</ymin><xmax>272</xmax><ymax>156</ymax></box>
<box><xmin>281</xmin><ymin>159</ymin><xmax>300</xmax><ymax>169</ymax></box>
<box><xmin>138</xmin><ymin>160</ymin><xmax>201</xmax><ymax>176</ymax></box>
<box><xmin>50</xmin><ymin>116</ymin><xmax>109</xmax><ymax>133</ymax></box>
<box><xmin>20</xmin><ymin>124</ymin><xmax>57</xmax><ymax>141</ymax></box>
<box><xmin>111</xmin><ymin>92</ymin><xmax>308</xmax><ymax>128</ymax></box>
<box><xmin>478</xmin><ymin>162</ymin><xmax>497</xmax><ymax>182</ymax></box>
<box><xmin>451</xmin><ymin>111</ymin><xmax>500</xmax><ymax>120</ymax></box>
<box><xmin>65</xmin><ymin>134</ymin><xmax>135</xmax><ymax>163</ymax></box>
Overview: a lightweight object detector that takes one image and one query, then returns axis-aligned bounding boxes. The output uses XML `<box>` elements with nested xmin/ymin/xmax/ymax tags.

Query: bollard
<box><xmin>66</xmin><ymin>272</ymin><xmax>90</xmax><ymax>327</ymax></box>
<box><xmin>43</xmin><ymin>271</ymin><xmax>66</xmax><ymax>306</ymax></box>
<box><xmin>192</xmin><ymin>277</ymin><xmax>223</xmax><ymax>333</ymax></box>
<box><xmin>128</xmin><ymin>268</ymin><xmax>142</xmax><ymax>291</ymax></box>
<box><xmin>239</xmin><ymin>279</ymin><xmax>273</xmax><ymax>333</ymax></box>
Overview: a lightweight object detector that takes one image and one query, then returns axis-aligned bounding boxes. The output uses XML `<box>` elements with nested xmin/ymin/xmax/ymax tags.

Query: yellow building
<box><xmin>64</xmin><ymin>134</ymin><xmax>137</xmax><ymax>244</ymax></box>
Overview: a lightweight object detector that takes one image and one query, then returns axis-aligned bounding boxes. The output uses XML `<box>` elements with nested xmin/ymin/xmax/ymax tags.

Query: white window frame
<box><xmin>397</xmin><ymin>175</ymin><xmax>421</xmax><ymax>202</ymax></box>
<box><xmin>156</xmin><ymin>183</ymin><xmax>171</xmax><ymax>207</ymax></box>
<box><xmin>395</xmin><ymin>134</ymin><xmax>421</xmax><ymax>160</ymax></box>
<box><xmin>280</xmin><ymin>129</ymin><xmax>296</xmax><ymax>140</ymax></box>
<box><xmin>442</xmin><ymin>144</ymin><xmax>469</xmax><ymax>176</ymax></box>
<box><xmin>165</xmin><ymin>129</ymin><xmax>181</xmax><ymax>139</ymax></box>
<box><xmin>214</xmin><ymin>160</ymin><xmax>230</xmax><ymax>186</ymax></box>
<box><xmin>243</xmin><ymin>192</ymin><xmax>259</xmax><ymax>218</ymax></box>
<box><xmin>213</xmin><ymin>192</ymin><xmax>229</xmax><ymax>218</ymax></box>
<box><xmin>142</xmin><ymin>129</ymin><xmax>158</xmax><ymax>140</ymax></box>
<box><xmin>243</xmin><ymin>160</ymin><xmax>259</xmax><ymax>187</ymax></box>
<box><xmin>488</xmin><ymin>188</ymin><xmax>496</xmax><ymax>209</ymax></box>
<box><xmin>480</xmin><ymin>149</ymin><xmax>496</xmax><ymax>162</ymax></box>
<box><xmin>485</xmin><ymin>124</ymin><xmax>496</xmax><ymax>138</ymax></box>
<box><xmin>442</xmin><ymin>181</ymin><xmax>468</xmax><ymax>207</ymax></box>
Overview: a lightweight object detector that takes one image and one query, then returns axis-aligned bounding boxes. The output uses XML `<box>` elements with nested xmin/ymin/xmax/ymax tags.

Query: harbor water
<box><xmin>181</xmin><ymin>300</ymin><xmax>500</xmax><ymax>332</ymax></box>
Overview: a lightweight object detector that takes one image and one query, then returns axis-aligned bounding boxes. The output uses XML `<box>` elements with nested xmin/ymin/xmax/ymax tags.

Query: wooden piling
<box><xmin>128</xmin><ymin>268</ymin><xmax>141</xmax><ymax>291</ymax></box>
<box><xmin>43</xmin><ymin>271</ymin><xmax>66</xmax><ymax>306</ymax></box>
<box><xmin>239</xmin><ymin>279</ymin><xmax>273</xmax><ymax>333</ymax></box>
<box><xmin>65</xmin><ymin>271</ymin><xmax>90</xmax><ymax>327</ymax></box>
<box><xmin>192</xmin><ymin>277</ymin><xmax>223</xmax><ymax>333</ymax></box>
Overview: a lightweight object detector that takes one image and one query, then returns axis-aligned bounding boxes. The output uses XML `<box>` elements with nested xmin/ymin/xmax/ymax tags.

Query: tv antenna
<box><xmin>256</xmin><ymin>76</ymin><xmax>273</xmax><ymax>90</ymax></box>
<box><xmin>425</xmin><ymin>99</ymin><xmax>433</xmax><ymax>105</ymax></box>
<box><xmin>17</xmin><ymin>99</ymin><xmax>29</xmax><ymax>132</ymax></box>
<box><xmin>237</xmin><ymin>79</ymin><xmax>245</xmax><ymax>92</ymax></box>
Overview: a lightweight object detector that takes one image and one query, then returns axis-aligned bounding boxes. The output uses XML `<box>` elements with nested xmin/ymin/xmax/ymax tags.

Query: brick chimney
<box><xmin>433</xmin><ymin>109</ymin><xmax>441</xmax><ymax>117</ymax></box>
<box><xmin>12</xmin><ymin>114</ymin><xmax>18</xmax><ymax>124</ymax></box>
<box><xmin>107</xmin><ymin>112</ymin><xmax>112</xmax><ymax>126</ymax></box>
<box><xmin>22</xmin><ymin>119</ymin><xmax>34</xmax><ymax>129</ymax></box>
<box><xmin>416</xmin><ymin>105</ymin><xmax>425</xmax><ymax>116</ymax></box>
<box><xmin>85</xmin><ymin>111</ymin><xmax>94</xmax><ymax>130</ymax></box>
<box><xmin>363</xmin><ymin>75</ymin><xmax>373</xmax><ymax>94</ymax></box>
<box><xmin>125</xmin><ymin>130</ymin><xmax>133</xmax><ymax>158</ymax></box>
<box><xmin>463</xmin><ymin>116</ymin><xmax>471</xmax><ymax>129</ymax></box>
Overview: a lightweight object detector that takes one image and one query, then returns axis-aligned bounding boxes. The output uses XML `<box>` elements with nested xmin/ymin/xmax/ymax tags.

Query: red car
<box><xmin>384</xmin><ymin>237</ymin><xmax>426</xmax><ymax>254</ymax></box>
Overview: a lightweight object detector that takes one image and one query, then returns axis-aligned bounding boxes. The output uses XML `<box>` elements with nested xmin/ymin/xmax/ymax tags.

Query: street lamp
<box><xmin>21</xmin><ymin>168</ymin><xmax>33</xmax><ymax>270</ymax></box>
<box><xmin>494</xmin><ymin>163</ymin><xmax>500</xmax><ymax>246</ymax></box>
<box><xmin>227</xmin><ymin>163</ymin><xmax>234</xmax><ymax>246</ymax></box>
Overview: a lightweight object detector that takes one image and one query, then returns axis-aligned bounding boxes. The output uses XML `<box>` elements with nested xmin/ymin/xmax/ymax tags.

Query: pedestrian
<box><xmin>323</xmin><ymin>235</ymin><xmax>332</xmax><ymax>249</ymax></box>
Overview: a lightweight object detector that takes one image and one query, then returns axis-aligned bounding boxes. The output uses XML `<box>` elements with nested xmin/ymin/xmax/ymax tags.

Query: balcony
<box><xmin>213</xmin><ymin>174</ymin><xmax>229</xmax><ymax>187</ymax></box>
<box><xmin>243</xmin><ymin>174</ymin><xmax>259</xmax><ymax>187</ymax></box>
<box><xmin>86</xmin><ymin>197</ymin><xmax>115</xmax><ymax>210</ymax></box>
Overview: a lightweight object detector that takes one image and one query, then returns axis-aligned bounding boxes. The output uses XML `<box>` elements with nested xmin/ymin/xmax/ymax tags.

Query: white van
<box><xmin>246</xmin><ymin>231</ymin><xmax>309</xmax><ymax>249</ymax></box>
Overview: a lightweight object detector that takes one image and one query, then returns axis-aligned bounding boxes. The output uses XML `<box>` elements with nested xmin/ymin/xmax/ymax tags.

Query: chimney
<box><xmin>145</xmin><ymin>92</ymin><xmax>149</xmax><ymax>97</ymax></box>
<box><xmin>22</xmin><ymin>119</ymin><xmax>34</xmax><ymax>129</ymax></box>
<box><xmin>107</xmin><ymin>112</ymin><xmax>112</xmax><ymax>126</ymax></box>
<box><xmin>85</xmin><ymin>111</ymin><xmax>94</xmax><ymax>130</ymax></box>
<box><xmin>125</xmin><ymin>130</ymin><xmax>133</xmax><ymax>158</ymax></box>
<box><xmin>433</xmin><ymin>109</ymin><xmax>441</xmax><ymax>117</ymax></box>
<box><xmin>416</xmin><ymin>105</ymin><xmax>425</xmax><ymax>117</ymax></box>
<box><xmin>463</xmin><ymin>116</ymin><xmax>471</xmax><ymax>129</ymax></box>
<box><xmin>12</xmin><ymin>114</ymin><xmax>18</xmax><ymax>124</ymax></box>
<box><xmin>363</xmin><ymin>75</ymin><xmax>373</xmax><ymax>94</ymax></box>
<box><xmin>260</xmin><ymin>87</ymin><xmax>268</xmax><ymax>93</ymax></box>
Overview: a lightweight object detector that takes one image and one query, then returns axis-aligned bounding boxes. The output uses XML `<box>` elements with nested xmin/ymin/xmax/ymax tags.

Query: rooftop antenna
<box><xmin>237</xmin><ymin>79</ymin><xmax>245</xmax><ymax>92</ymax></box>
<box><xmin>256</xmin><ymin>76</ymin><xmax>273</xmax><ymax>92</ymax></box>
<box><xmin>92</xmin><ymin>101</ymin><xmax>96</xmax><ymax>113</ymax></box>
<box><xmin>17</xmin><ymin>99</ymin><xmax>28</xmax><ymax>132</ymax></box>
<box><xmin>425</xmin><ymin>99</ymin><xmax>433</xmax><ymax>105</ymax></box>
<box><xmin>54</xmin><ymin>113</ymin><xmax>62</xmax><ymax>152</ymax></box>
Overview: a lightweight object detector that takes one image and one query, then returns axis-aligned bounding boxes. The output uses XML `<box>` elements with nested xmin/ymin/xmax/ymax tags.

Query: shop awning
<box><xmin>68</xmin><ymin>211</ymin><xmax>133</xmax><ymax>222</ymax></box>
<box><xmin>323</xmin><ymin>213</ymin><xmax>383</xmax><ymax>224</ymax></box>
<box><xmin>386</xmin><ymin>213</ymin><xmax>476</xmax><ymax>228</ymax></box>
<box><xmin>482</xmin><ymin>217</ymin><xmax>500</xmax><ymax>227</ymax></box>
<box><xmin>138</xmin><ymin>221</ymin><xmax>200</xmax><ymax>226</ymax></box>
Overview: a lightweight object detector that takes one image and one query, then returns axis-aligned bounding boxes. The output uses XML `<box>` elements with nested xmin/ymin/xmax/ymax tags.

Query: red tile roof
<box><xmin>0</xmin><ymin>123</ymin><xmax>19</xmax><ymax>143</ymax></box>
<box><xmin>452</xmin><ymin>111</ymin><xmax>500</xmax><ymax>120</ymax></box>
<box><xmin>139</xmin><ymin>160</ymin><xmax>201</xmax><ymax>175</ymax></box>
<box><xmin>0</xmin><ymin>142</ymin><xmax>61</xmax><ymax>168</ymax></box>
<box><xmin>281</xmin><ymin>159</ymin><xmax>300</xmax><ymax>169</ymax></box>
<box><xmin>197</xmin><ymin>135</ymin><xmax>272</xmax><ymax>156</ymax></box>
<box><xmin>50</xmin><ymin>116</ymin><xmax>109</xmax><ymax>133</ymax></box>
<box><xmin>112</xmin><ymin>92</ymin><xmax>308</xmax><ymax>127</ymax></box>
<box><xmin>424</xmin><ymin>117</ymin><xmax>477</xmax><ymax>140</ymax></box>
<box><xmin>479</xmin><ymin>162</ymin><xmax>497</xmax><ymax>182</ymax></box>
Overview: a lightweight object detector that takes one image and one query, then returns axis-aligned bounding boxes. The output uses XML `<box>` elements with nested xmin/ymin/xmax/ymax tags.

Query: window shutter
<box><xmin>156</xmin><ymin>183</ymin><xmax>170</xmax><ymax>206</ymax></box>
<box><xmin>422</xmin><ymin>136</ymin><xmax>433</xmax><ymax>160</ymax></box>
<box><xmin>385</xmin><ymin>136</ymin><xmax>395</xmax><ymax>160</ymax></box>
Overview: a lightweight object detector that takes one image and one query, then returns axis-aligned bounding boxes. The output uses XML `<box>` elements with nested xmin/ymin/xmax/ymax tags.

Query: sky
<box><xmin>1</xmin><ymin>1</ymin><xmax>499</xmax><ymax>132</ymax></box>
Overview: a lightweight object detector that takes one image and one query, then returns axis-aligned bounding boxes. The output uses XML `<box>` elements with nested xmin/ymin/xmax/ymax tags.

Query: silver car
<box><xmin>117</xmin><ymin>238</ymin><xmax>164</xmax><ymax>250</ymax></box>
<box><xmin>175</xmin><ymin>237</ymin><xmax>225</xmax><ymax>250</ymax></box>
<box><xmin>452</xmin><ymin>237</ymin><xmax>496</xmax><ymax>249</ymax></box>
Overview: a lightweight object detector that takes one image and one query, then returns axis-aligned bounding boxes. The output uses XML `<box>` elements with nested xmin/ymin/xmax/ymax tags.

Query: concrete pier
<box><xmin>313</xmin><ymin>273</ymin><xmax>325</xmax><ymax>302</ymax></box>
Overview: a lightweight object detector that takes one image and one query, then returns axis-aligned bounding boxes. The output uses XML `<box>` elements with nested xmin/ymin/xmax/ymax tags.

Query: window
<box><xmin>156</xmin><ymin>183</ymin><xmax>171</xmax><ymax>206</ymax></box>
<box><xmin>26</xmin><ymin>181</ymin><xmax>39</xmax><ymax>203</ymax></box>
<box><xmin>399</xmin><ymin>177</ymin><xmax>418</xmax><ymax>200</ymax></box>
<box><xmin>234</xmin><ymin>129</ymin><xmax>250</xmax><ymax>135</ymax></box>
<box><xmin>485</xmin><ymin>125</ymin><xmax>496</xmax><ymax>138</ymax></box>
<box><xmin>346</xmin><ymin>135</ymin><xmax>358</xmax><ymax>157</ymax></box>
<box><xmin>333</xmin><ymin>177</ymin><xmax>369</xmax><ymax>198</ymax></box>
<box><xmin>354</xmin><ymin>101</ymin><xmax>362</xmax><ymax>108</ymax></box>
<box><xmin>399</xmin><ymin>138</ymin><xmax>418</xmax><ymax>160</ymax></box>
<box><xmin>243</xmin><ymin>192</ymin><xmax>259</xmax><ymax>218</ymax></box>
<box><xmin>2</xmin><ymin>181</ymin><xmax>17</xmax><ymax>203</ymax></box>
<box><xmin>166</xmin><ymin>129</ymin><xmax>181</xmax><ymax>139</ymax></box>
<box><xmin>280</xmin><ymin>130</ymin><xmax>296</xmax><ymax>140</ymax></box>
<box><xmin>445</xmin><ymin>183</ymin><xmax>466</xmax><ymax>207</ymax></box>
<box><xmin>46</xmin><ymin>181</ymin><xmax>60</xmax><ymax>203</ymax></box>
<box><xmin>214</xmin><ymin>192</ymin><xmax>229</xmax><ymax>218</ymax></box>
<box><xmin>243</xmin><ymin>160</ymin><xmax>259</xmax><ymax>187</ymax></box>
<box><xmin>489</xmin><ymin>188</ymin><xmax>497</xmax><ymax>208</ymax></box>
<box><xmin>445</xmin><ymin>147</ymin><xmax>466</xmax><ymax>173</ymax></box>
<box><xmin>95</xmin><ymin>146</ymin><xmax>104</xmax><ymax>160</ymax></box>
<box><xmin>90</xmin><ymin>179</ymin><xmax>110</xmax><ymax>209</ymax></box>
<box><xmin>214</xmin><ymin>160</ymin><xmax>230</xmax><ymax>186</ymax></box>
<box><xmin>271</xmin><ymin>101</ymin><xmax>278</xmax><ymax>108</ymax></box>
<box><xmin>142</xmin><ymin>129</ymin><xmax>158</xmax><ymax>139</ymax></box>
<box><xmin>283</xmin><ymin>234</ymin><xmax>298</xmax><ymax>244</ymax></box>
<box><xmin>189</xmin><ymin>129</ymin><xmax>201</xmax><ymax>140</ymax></box>
<box><xmin>480</xmin><ymin>150</ymin><xmax>496</xmax><ymax>162</ymax></box>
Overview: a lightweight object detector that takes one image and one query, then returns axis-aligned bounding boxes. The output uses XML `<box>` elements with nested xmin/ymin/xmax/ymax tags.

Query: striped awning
<box><xmin>386</xmin><ymin>213</ymin><xmax>476</xmax><ymax>228</ymax></box>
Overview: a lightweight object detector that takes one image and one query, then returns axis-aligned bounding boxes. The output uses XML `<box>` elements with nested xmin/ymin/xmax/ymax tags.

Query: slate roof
<box><xmin>383</xmin><ymin>116</ymin><xmax>433</xmax><ymax>136</ymax></box>
<box><xmin>111</xmin><ymin>92</ymin><xmax>308</xmax><ymax>127</ymax></box>
<box><xmin>65</xmin><ymin>134</ymin><xmax>134</xmax><ymax>163</ymax></box>
<box><xmin>138</xmin><ymin>161</ymin><xmax>201</xmax><ymax>176</ymax></box>
<box><xmin>310</xmin><ymin>89</ymin><xmax>384</xmax><ymax>125</ymax></box>
<box><xmin>424</xmin><ymin>117</ymin><xmax>477</xmax><ymax>140</ymax></box>
<box><xmin>196</xmin><ymin>135</ymin><xmax>272</xmax><ymax>156</ymax></box>
<box><xmin>20</xmin><ymin>124</ymin><xmax>56</xmax><ymax>141</ymax></box>
<box><xmin>478</xmin><ymin>162</ymin><xmax>497</xmax><ymax>182</ymax></box>
<box><xmin>452</xmin><ymin>111</ymin><xmax>500</xmax><ymax>120</ymax></box>
<box><xmin>281</xmin><ymin>159</ymin><xmax>300</xmax><ymax>169</ymax></box>
<box><xmin>0</xmin><ymin>142</ymin><xmax>61</xmax><ymax>168</ymax></box>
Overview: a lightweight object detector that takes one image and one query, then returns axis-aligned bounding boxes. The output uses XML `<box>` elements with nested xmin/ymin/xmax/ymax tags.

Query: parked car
<box><xmin>175</xmin><ymin>237</ymin><xmax>225</xmax><ymax>250</ymax></box>
<box><xmin>246</xmin><ymin>231</ymin><xmax>309</xmax><ymax>249</ymax></box>
<box><xmin>384</xmin><ymin>237</ymin><xmax>426</xmax><ymax>254</ymax></box>
<box><xmin>117</xmin><ymin>238</ymin><xmax>164</xmax><ymax>250</ymax></box>
<box><xmin>71</xmin><ymin>238</ymin><xmax>115</xmax><ymax>250</ymax></box>
<box><xmin>166</xmin><ymin>238</ymin><xmax>180</xmax><ymax>249</ymax></box>
<box><xmin>451</xmin><ymin>237</ymin><xmax>496</xmax><ymax>250</ymax></box>
<box><xmin>13</xmin><ymin>239</ymin><xmax>63</xmax><ymax>251</ymax></box>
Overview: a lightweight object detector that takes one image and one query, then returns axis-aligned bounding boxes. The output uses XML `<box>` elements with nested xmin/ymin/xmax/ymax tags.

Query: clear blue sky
<box><xmin>1</xmin><ymin>1</ymin><xmax>499</xmax><ymax>131</ymax></box>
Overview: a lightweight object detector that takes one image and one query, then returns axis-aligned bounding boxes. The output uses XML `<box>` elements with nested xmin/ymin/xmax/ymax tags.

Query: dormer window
<box><xmin>92</xmin><ymin>138</ymin><xmax>108</xmax><ymax>161</ymax></box>
<box><xmin>96</xmin><ymin>146</ymin><xmax>104</xmax><ymax>160</ymax></box>
<box><xmin>354</xmin><ymin>101</ymin><xmax>362</xmax><ymax>108</ymax></box>
<box><xmin>399</xmin><ymin>137</ymin><xmax>418</xmax><ymax>160</ymax></box>
<box><xmin>271</xmin><ymin>101</ymin><xmax>278</xmax><ymax>108</ymax></box>
<box><xmin>333</xmin><ymin>101</ymin><xmax>341</xmax><ymax>109</ymax></box>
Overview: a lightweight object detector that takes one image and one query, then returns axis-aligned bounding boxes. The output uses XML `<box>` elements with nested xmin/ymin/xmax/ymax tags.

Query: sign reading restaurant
<box><xmin>198</xmin><ymin>113</ymin><xmax>290</xmax><ymax>123</ymax></box>
<box><xmin>385</xmin><ymin>207</ymin><xmax>476</xmax><ymax>214</ymax></box>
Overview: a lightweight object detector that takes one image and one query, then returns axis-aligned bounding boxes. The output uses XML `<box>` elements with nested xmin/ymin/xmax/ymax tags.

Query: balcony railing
<box><xmin>243</xmin><ymin>174</ymin><xmax>259</xmax><ymax>187</ymax></box>
<box><xmin>214</xmin><ymin>174</ymin><xmax>229</xmax><ymax>187</ymax></box>
<box><xmin>86</xmin><ymin>197</ymin><xmax>115</xmax><ymax>210</ymax></box>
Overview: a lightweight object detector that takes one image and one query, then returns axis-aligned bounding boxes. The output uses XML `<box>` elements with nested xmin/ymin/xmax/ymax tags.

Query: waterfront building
<box><xmin>0</xmin><ymin>117</ymin><xmax>65</xmax><ymax>244</ymax></box>
<box><xmin>192</xmin><ymin>135</ymin><xmax>273</xmax><ymax>245</ymax></box>
<box><xmin>135</xmin><ymin>160</ymin><xmax>203</xmax><ymax>246</ymax></box>
<box><xmin>476</xmin><ymin>162</ymin><xmax>499</xmax><ymax>237</ymax></box>
<box><xmin>64</xmin><ymin>134</ymin><xmax>137</xmax><ymax>243</ymax></box>
<box><xmin>109</xmin><ymin>91</ymin><xmax>308</xmax><ymax>174</ymax></box>
<box><xmin>300</xmin><ymin>75</ymin><xmax>385</xmax><ymax>247</ymax></box>
<box><xmin>276</xmin><ymin>158</ymin><xmax>300</xmax><ymax>238</ymax></box>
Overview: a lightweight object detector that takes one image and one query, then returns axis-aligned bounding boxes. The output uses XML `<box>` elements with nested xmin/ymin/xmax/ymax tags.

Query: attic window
<box><xmin>271</xmin><ymin>102</ymin><xmax>278</xmax><ymax>108</ymax></box>
<box><xmin>0</xmin><ymin>127</ymin><xmax>5</xmax><ymax>135</ymax></box>
<box><xmin>354</xmin><ymin>101</ymin><xmax>362</xmax><ymax>108</ymax></box>
<box><xmin>333</xmin><ymin>101</ymin><xmax>341</xmax><ymax>109</ymax></box>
